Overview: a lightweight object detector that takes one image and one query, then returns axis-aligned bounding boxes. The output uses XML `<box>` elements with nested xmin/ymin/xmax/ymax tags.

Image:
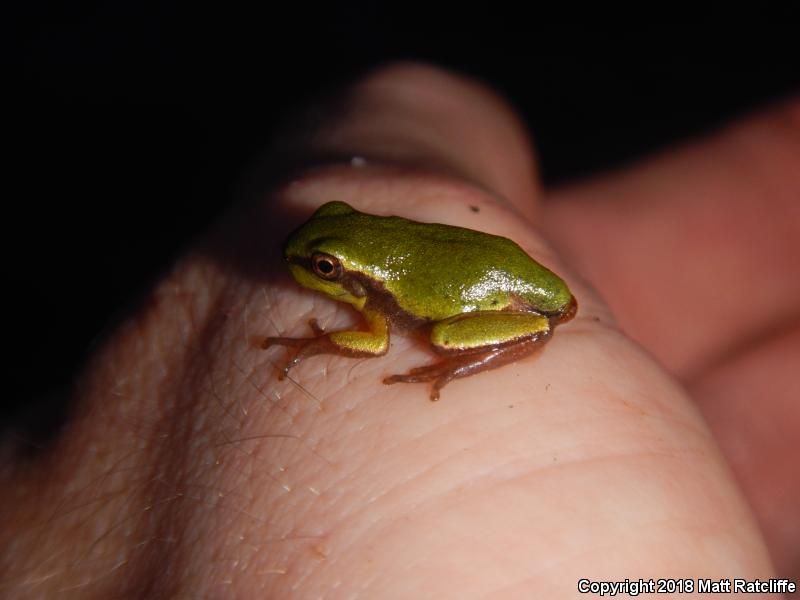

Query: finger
<box><xmin>543</xmin><ymin>100</ymin><xmax>800</xmax><ymax>379</ymax></box>
<box><xmin>544</xmin><ymin>99</ymin><xmax>800</xmax><ymax>577</ymax></box>
<box><xmin>307</xmin><ymin>62</ymin><xmax>543</xmax><ymax>219</ymax></box>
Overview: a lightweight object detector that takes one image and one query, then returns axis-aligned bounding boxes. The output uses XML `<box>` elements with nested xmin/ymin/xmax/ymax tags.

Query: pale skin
<box><xmin>1</xmin><ymin>64</ymin><xmax>798</xmax><ymax>598</ymax></box>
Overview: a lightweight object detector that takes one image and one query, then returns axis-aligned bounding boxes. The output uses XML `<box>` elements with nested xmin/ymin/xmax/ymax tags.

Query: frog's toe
<box><xmin>263</xmin><ymin>333</ymin><xmax>333</xmax><ymax>378</ymax></box>
<box><xmin>384</xmin><ymin>361</ymin><xmax>464</xmax><ymax>401</ymax></box>
<box><xmin>430</xmin><ymin>372</ymin><xmax>460</xmax><ymax>401</ymax></box>
<box><xmin>384</xmin><ymin>363</ymin><xmax>446</xmax><ymax>384</ymax></box>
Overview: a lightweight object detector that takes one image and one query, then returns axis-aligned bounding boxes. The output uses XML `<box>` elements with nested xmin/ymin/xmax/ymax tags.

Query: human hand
<box><xmin>1</xmin><ymin>63</ymin><xmax>796</xmax><ymax>598</ymax></box>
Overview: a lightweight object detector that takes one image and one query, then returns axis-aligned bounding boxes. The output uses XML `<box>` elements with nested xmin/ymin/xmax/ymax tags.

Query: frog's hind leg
<box><xmin>384</xmin><ymin>324</ymin><xmax>552</xmax><ymax>401</ymax></box>
<box><xmin>384</xmin><ymin>310</ymin><xmax>553</xmax><ymax>400</ymax></box>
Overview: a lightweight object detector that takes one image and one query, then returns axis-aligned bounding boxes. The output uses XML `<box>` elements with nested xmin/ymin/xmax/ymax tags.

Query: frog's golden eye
<box><xmin>311</xmin><ymin>252</ymin><xmax>343</xmax><ymax>281</ymax></box>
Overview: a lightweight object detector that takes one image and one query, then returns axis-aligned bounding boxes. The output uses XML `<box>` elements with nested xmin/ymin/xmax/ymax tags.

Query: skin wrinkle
<box><xmin>484</xmin><ymin>521</ymin><xmax>734</xmax><ymax>600</ymax></box>
<box><xmin>296</xmin><ymin>409</ymin><xmax>476</xmax><ymax>509</ymax></box>
<box><xmin>324</xmin><ymin>400</ymin><xmax>573</xmax><ymax>508</ymax></box>
<box><xmin>485</xmin><ymin>465</ymin><xmax>734</xmax><ymax>551</ymax></box>
<box><xmin>340</xmin><ymin>472</ymin><xmax>696</xmax><ymax>596</ymax></box>
<box><xmin>207</xmin><ymin>370</ymin><xmax>250</xmax><ymax>425</ymax></box>
<box><xmin>204</xmin><ymin>426</ymin><xmax>286</xmax><ymax>503</ymax></box>
<box><xmin>280</xmin><ymin>421</ymin><xmax>711</xmax><ymax>589</ymax></box>
<box><xmin>228</xmin><ymin>362</ymin><xmax>297</xmax><ymax>434</ymax></box>
<box><xmin>349</xmin><ymin>403</ymin><xmax>525</xmax><ymax>477</ymax></box>
<box><xmin>254</xmin><ymin>376</ymin><xmax>346</xmax><ymax>467</ymax></box>
<box><xmin>252</xmin><ymin>414</ymin><xmax>444</xmax><ymax>564</ymax></box>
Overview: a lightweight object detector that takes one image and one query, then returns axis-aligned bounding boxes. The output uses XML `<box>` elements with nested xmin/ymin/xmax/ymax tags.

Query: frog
<box><xmin>263</xmin><ymin>201</ymin><xmax>577</xmax><ymax>400</ymax></box>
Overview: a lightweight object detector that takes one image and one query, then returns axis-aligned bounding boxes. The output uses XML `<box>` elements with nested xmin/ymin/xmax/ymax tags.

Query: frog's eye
<box><xmin>311</xmin><ymin>252</ymin><xmax>343</xmax><ymax>281</ymax></box>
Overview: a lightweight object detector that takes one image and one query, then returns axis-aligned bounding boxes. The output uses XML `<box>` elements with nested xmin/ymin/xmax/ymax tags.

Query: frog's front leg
<box><xmin>384</xmin><ymin>311</ymin><xmax>552</xmax><ymax>400</ymax></box>
<box><xmin>263</xmin><ymin>310</ymin><xmax>389</xmax><ymax>378</ymax></box>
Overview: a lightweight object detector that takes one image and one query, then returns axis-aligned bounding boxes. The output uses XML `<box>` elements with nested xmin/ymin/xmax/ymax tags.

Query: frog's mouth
<box><xmin>286</xmin><ymin>255</ymin><xmax>310</xmax><ymax>269</ymax></box>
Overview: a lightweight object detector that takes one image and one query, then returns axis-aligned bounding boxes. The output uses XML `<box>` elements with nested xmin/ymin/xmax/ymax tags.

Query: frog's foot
<box><xmin>262</xmin><ymin>319</ymin><xmax>325</xmax><ymax>350</ymax></box>
<box><xmin>263</xmin><ymin>343</ymin><xmax>329</xmax><ymax>381</ymax></box>
<box><xmin>263</xmin><ymin>318</ymin><xmax>389</xmax><ymax>379</ymax></box>
<box><xmin>262</xmin><ymin>319</ymin><xmax>333</xmax><ymax>378</ymax></box>
<box><xmin>384</xmin><ymin>336</ymin><xmax>546</xmax><ymax>401</ymax></box>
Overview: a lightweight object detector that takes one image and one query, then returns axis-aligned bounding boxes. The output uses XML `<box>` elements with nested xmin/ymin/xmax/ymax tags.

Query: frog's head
<box><xmin>282</xmin><ymin>202</ymin><xmax>367</xmax><ymax>309</ymax></box>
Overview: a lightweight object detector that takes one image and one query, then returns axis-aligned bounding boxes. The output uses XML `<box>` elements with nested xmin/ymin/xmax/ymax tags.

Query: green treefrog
<box><xmin>264</xmin><ymin>201</ymin><xmax>577</xmax><ymax>400</ymax></box>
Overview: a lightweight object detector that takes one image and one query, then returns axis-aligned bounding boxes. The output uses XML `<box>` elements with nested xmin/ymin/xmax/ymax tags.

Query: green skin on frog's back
<box><xmin>264</xmin><ymin>201</ymin><xmax>577</xmax><ymax>400</ymax></box>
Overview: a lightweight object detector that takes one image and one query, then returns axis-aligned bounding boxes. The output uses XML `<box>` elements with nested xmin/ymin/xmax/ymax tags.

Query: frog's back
<box><xmin>335</xmin><ymin>213</ymin><xmax>571</xmax><ymax>321</ymax></box>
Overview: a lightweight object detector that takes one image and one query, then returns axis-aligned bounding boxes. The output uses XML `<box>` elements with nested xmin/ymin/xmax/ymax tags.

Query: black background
<box><xmin>3</xmin><ymin>9</ymin><xmax>799</xmax><ymax>428</ymax></box>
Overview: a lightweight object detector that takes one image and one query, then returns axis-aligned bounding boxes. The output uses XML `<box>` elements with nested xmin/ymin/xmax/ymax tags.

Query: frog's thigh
<box><xmin>430</xmin><ymin>311</ymin><xmax>550</xmax><ymax>353</ymax></box>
